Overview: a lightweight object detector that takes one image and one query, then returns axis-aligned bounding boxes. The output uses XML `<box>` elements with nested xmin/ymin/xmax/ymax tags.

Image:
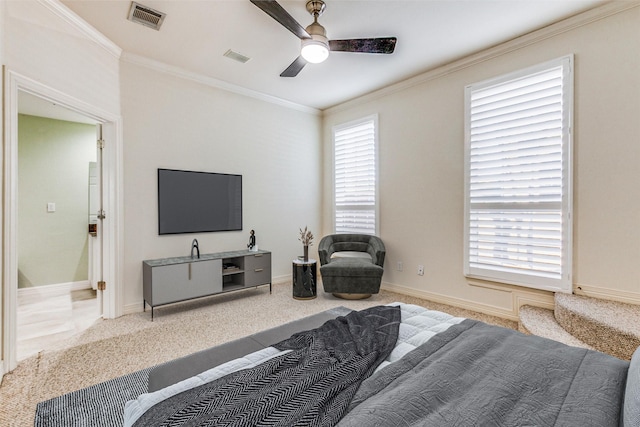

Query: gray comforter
<box><xmin>338</xmin><ymin>319</ymin><xmax>629</xmax><ymax>426</ymax></box>
<box><xmin>132</xmin><ymin>305</ymin><xmax>400</xmax><ymax>427</ymax></box>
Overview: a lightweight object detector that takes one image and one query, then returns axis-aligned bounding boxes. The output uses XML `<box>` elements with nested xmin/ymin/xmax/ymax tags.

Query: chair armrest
<box><xmin>318</xmin><ymin>235</ymin><xmax>334</xmax><ymax>265</ymax></box>
<box><xmin>369</xmin><ymin>236</ymin><xmax>386</xmax><ymax>267</ymax></box>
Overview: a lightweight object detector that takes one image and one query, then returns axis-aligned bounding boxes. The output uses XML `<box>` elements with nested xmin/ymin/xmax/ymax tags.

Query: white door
<box><xmin>94</xmin><ymin>124</ymin><xmax>106</xmax><ymax>317</ymax></box>
<box><xmin>88</xmin><ymin>161</ymin><xmax>99</xmax><ymax>290</ymax></box>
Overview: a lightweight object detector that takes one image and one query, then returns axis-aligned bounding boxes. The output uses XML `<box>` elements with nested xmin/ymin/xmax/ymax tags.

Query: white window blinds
<box><xmin>464</xmin><ymin>56</ymin><xmax>573</xmax><ymax>292</ymax></box>
<box><xmin>333</xmin><ymin>116</ymin><xmax>378</xmax><ymax>235</ymax></box>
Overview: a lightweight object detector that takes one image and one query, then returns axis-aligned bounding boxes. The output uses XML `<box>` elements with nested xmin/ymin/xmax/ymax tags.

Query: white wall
<box><xmin>0</xmin><ymin>0</ymin><xmax>5</xmax><ymax>377</ymax></box>
<box><xmin>120</xmin><ymin>60</ymin><xmax>322</xmax><ymax>313</ymax></box>
<box><xmin>3</xmin><ymin>0</ymin><xmax>121</xmax><ymax>114</ymax></box>
<box><xmin>1</xmin><ymin>0</ymin><xmax>121</xmax><ymax>373</ymax></box>
<box><xmin>323</xmin><ymin>5</ymin><xmax>640</xmax><ymax>319</ymax></box>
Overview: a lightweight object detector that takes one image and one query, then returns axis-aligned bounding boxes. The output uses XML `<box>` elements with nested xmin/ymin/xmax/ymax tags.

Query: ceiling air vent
<box><xmin>127</xmin><ymin>2</ymin><xmax>166</xmax><ymax>31</ymax></box>
<box><xmin>223</xmin><ymin>49</ymin><xmax>251</xmax><ymax>64</ymax></box>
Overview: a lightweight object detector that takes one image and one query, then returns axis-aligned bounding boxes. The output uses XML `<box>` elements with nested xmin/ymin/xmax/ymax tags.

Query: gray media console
<box><xmin>143</xmin><ymin>249</ymin><xmax>271</xmax><ymax>320</ymax></box>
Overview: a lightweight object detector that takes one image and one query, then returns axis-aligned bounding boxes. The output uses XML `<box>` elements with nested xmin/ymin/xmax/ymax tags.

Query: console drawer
<box><xmin>244</xmin><ymin>253</ymin><xmax>271</xmax><ymax>287</ymax></box>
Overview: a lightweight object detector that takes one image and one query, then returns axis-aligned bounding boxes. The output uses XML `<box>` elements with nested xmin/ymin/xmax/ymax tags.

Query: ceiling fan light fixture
<box><xmin>250</xmin><ymin>0</ymin><xmax>396</xmax><ymax>77</ymax></box>
<box><xmin>301</xmin><ymin>38</ymin><xmax>329</xmax><ymax>63</ymax></box>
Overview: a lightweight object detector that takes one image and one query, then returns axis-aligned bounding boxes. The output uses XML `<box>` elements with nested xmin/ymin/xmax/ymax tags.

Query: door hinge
<box><xmin>97</xmin><ymin>139</ymin><xmax>105</xmax><ymax>149</ymax></box>
<box><xmin>97</xmin><ymin>209</ymin><xmax>106</xmax><ymax>220</ymax></box>
<box><xmin>97</xmin><ymin>280</ymin><xmax>106</xmax><ymax>291</ymax></box>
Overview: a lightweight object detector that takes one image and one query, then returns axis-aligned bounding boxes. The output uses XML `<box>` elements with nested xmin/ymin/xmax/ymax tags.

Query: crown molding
<box><xmin>326</xmin><ymin>1</ymin><xmax>638</xmax><ymax>114</ymax></box>
<box><xmin>122</xmin><ymin>52</ymin><xmax>321</xmax><ymax>116</ymax></box>
<box><xmin>37</xmin><ymin>0</ymin><xmax>122</xmax><ymax>59</ymax></box>
<box><xmin>38</xmin><ymin>0</ymin><xmax>317</xmax><ymax>114</ymax></box>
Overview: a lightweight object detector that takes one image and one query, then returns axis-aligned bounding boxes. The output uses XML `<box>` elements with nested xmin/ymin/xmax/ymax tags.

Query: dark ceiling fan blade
<box><xmin>329</xmin><ymin>37</ymin><xmax>397</xmax><ymax>54</ymax></box>
<box><xmin>280</xmin><ymin>56</ymin><xmax>308</xmax><ymax>77</ymax></box>
<box><xmin>250</xmin><ymin>0</ymin><xmax>311</xmax><ymax>40</ymax></box>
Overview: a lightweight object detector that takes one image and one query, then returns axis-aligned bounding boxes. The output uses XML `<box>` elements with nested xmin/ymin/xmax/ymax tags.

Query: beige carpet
<box><xmin>0</xmin><ymin>281</ymin><xmax>516</xmax><ymax>426</ymax></box>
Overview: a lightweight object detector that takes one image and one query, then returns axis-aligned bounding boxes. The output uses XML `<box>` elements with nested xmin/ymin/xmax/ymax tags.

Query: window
<box><xmin>333</xmin><ymin>115</ymin><xmax>378</xmax><ymax>235</ymax></box>
<box><xmin>464</xmin><ymin>56</ymin><xmax>573</xmax><ymax>293</ymax></box>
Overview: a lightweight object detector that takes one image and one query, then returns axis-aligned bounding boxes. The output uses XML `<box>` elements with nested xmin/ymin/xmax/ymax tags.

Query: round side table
<box><xmin>292</xmin><ymin>258</ymin><xmax>317</xmax><ymax>300</ymax></box>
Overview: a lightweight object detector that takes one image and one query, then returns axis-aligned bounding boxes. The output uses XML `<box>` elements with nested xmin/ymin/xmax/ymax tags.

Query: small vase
<box><xmin>303</xmin><ymin>245</ymin><xmax>309</xmax><ymax>262</ymax></box>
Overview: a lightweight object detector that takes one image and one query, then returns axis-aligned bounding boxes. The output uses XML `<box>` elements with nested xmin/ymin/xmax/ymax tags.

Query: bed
<box><xmin>124</xmin><ymin>303</ymin><xmax>638</xmax><ymax>426</ymax></box>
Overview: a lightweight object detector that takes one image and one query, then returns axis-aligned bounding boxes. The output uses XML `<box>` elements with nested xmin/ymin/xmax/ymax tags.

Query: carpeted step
<box><xmin>518</xmin><ymin>305</ymin><xmax>594</xmax><ymax>350</ymax></box>
<box><xmin>554</xmin><ymin>293</ymin><xmax>640</xmax><ymax>360</ymax></box>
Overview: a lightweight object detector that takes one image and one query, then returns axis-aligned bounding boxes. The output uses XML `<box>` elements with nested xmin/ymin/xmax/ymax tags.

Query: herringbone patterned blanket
<box><xmin>132</xmin><ymin>305</ymin><xmax>400</xmax><ymax>427</ymax></box>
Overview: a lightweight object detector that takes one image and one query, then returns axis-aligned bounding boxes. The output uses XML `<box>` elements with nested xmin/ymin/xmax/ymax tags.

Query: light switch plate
<box><xmin>47</xmin><ymin>202</ymin><xmax>56</xmax><ymax>213</ymax></box>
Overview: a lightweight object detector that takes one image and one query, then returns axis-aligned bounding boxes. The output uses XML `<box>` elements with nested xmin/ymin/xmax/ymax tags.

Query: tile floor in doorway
<box><xmin>17</xmin><ymin>288</ymin><xmax>100</xmax><ymax>360</ymax></box>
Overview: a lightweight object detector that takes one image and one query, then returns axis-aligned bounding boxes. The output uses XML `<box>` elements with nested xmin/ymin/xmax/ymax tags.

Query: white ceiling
<box><xmin>56</xmin><ymin>0</ymin><xmax>606</xmax><ymax>111</ymax></box>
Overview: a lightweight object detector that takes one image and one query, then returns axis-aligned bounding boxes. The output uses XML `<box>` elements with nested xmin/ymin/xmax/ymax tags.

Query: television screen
<box><xmin>158</xmin><ymin>168</ymin><xmax>242</xmax><ymax>235</ymax></box>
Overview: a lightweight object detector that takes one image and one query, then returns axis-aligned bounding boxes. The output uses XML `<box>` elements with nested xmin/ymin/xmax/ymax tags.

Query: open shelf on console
<box><xmin>222</xmin><ymin>256</ymin><xmax>245</xmax><ymax>289</ymax></box>
<box><xmin>222</xmin><ymin>256</ymin><xmax>244</xmax><ymax>275</ymax></box>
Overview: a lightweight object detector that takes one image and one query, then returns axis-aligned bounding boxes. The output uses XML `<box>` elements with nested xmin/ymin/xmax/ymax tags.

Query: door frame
<box><xmin>2</xmin><ymin>70</ymin><xmax>124</xmax><ymax>373</ymax></box>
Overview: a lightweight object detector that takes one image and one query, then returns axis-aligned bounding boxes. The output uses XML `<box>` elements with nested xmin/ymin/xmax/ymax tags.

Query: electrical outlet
<box><xmin>417</xmin><ymin>265</ymin><xmax>424</xmax><ymax>276</ymax></box>
<box><xmin>397</xmin><ymin>261</ymin><xmax>403</xmax><ymax>271</ymax></box>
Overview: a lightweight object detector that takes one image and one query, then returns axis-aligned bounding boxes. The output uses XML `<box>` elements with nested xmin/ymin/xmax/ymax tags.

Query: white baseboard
<box><xmin>382</xmin><ymin>281</ymin><xmax>521</xmax><ymax>321</ymax></box>
<box><xmin>383</xmin><ymin>281</ymin><xmax>639</xmax><ymax>323</ymax></box>
<box><xmin>72</xmin><ymin>280</ymin><xmax>91</xmax><ymax>291</ymax></box>
<box><xmin>272</xmin><ymin>274</ymin><xmax>291</xmax><ymax>285</ymax></box>
<box><xmin>573</xmin><ymin>283</ymin><xmax>640</xmax><ymax>305</ymax></box>
<box><xmin>124</xmin><ymin>302</ymin><xmax>143</xmax><ymax>316</ymax></box>
<box><xmin>17</xmin><ymin>280</ymin><xmax>91</xmax><ymax>298</ymax></box>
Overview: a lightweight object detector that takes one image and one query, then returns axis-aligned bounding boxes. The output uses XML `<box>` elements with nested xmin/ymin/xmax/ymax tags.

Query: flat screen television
<box><xmin>158</xmin><ymin>168</ymin><xmax>242</xmax><ymax>235</ymax></box>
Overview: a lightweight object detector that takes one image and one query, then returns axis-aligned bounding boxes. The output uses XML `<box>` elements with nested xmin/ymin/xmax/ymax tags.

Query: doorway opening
<box><xmin>3</xmin><ymin>70</ymin><xmax>123</xmax><ymax>374</ymax></box>
<box><xmin>15</xmin><ymin>96</ymin><xmax>102</xmax><ymax>360</ymax></box>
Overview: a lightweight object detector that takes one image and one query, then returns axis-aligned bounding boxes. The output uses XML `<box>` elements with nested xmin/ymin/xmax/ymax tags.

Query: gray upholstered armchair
<box><xmin>318</xmin><ymin>234</ymin><xmax>385</xmax><ymax>299</ymax></box>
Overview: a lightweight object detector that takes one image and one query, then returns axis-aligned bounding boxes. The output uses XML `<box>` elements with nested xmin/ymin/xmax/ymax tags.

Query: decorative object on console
<box><xmin>247</xmin><ymin>229</ymin><xmax>257</xmax><ymax>251</ymax></box>
<box><xmin>318</xmin><ymin>234</ymin><xmax>385</xmax><ymax>299</ymax></box>
<box><xmin>190</xmin><ymin>238</ymin><xmax>200</xmax><ymax>259</ymax></box>
<box><xmin>298</xmin><ymin>226</ymin><xmax>314</xmax><ymax>262</ymax></box>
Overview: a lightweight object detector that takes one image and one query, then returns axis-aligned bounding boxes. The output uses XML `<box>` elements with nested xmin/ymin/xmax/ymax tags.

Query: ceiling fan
<box><xmin>250</xmin><ymin>0</ymin><xmax>397</xmax><ymax>77</ymax></box>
